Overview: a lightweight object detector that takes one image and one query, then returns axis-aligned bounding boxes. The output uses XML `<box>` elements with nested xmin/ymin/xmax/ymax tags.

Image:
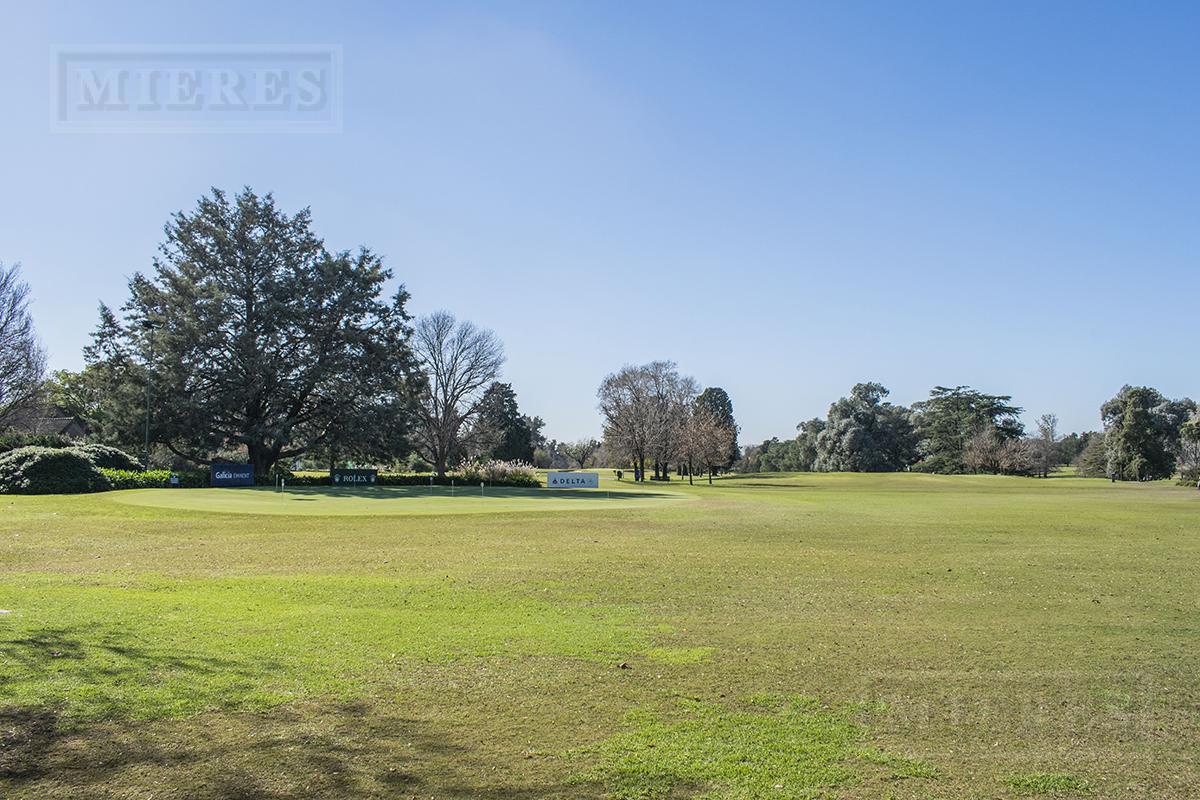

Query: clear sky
<box><xmin>2</xmin><ymin>1</ymin><xmax>1197</xmax><ymax>443</ymax></box>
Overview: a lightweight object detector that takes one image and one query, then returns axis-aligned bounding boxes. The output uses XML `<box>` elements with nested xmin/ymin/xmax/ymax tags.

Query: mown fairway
<box><xmin>1</xmin><ymin>472</ymin><xmax>1197</xmax><ymax>799</ymax></box>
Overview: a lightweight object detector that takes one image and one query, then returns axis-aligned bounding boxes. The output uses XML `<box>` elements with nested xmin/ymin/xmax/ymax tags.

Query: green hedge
<box><xmin>100</xmin><ymin>469</ymin><xmax>208</xmax><ymax>490</ymax></box>
<box><xmin>74</xmin><ymin>444</ymin><xmax>142</xmax><ymax>471</ymax></box>
<box><xmin>0</xmin><ymin>447</ymin><xmax>111</xmax><ymax>494</ymax></box>
<box><xmin>378</xmin><ymin>473</ymin><xmax>540</xmax><ymax>488</ymax></box>
<box><xmin>270</xmin><ymin>473</ymin><xmax>327</xmax><ymax>486</ymax></box>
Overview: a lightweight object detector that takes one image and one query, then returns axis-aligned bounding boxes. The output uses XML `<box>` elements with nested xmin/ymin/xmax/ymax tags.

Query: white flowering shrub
<box><xmin>453</xmin><ymin>459</ymin><xmax>540</xmax><ymax>487</ymax></box>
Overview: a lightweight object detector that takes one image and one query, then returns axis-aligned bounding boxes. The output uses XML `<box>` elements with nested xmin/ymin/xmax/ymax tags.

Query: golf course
<box><xmin>1</xmin><ymin>471</ymin><xmax>1196</xmax><ymax>799</ymax></box>
<box><xmin>8</xmin><ymin>2</ymin><xmax>1200</xmax><ymax>796</ymax></box>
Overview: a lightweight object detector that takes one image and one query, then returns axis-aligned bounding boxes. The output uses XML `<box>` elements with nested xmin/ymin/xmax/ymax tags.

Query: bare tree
<box><xmin>695</xmin><ymin>408</ymin><xmax>738</xmax><ymax>484</ymax></box>
<box><xmin>1000</xmin><ymin>437</ymin><xmax>1036</xmax><ymax>476</ymax></box>
<box><xmin>0</xmin><ymin>263</ymin><xmax>46</xmax><ymax>428</ymax></box>
<box><xmin>1033</xmin><ymin>413</ymin><xmax>1060</xmax><ymax>478</ymax></box>
<box><xmin>411</xmin><ymin>311</ymin><xmax>505</xmax><ymax>476</ymax></box>
<box><xmin>965</xmin><ymin>424</ymin><xmax>1035</xmax><ymax>475</ymax></box>
<box><xmin>645</xmin><ymin>361</ymin><xmax>698</xmax><ymax>480</ymax></box>
<box><xmin>598</xmin><ymin>360</ymin><xmax>696</xmax><ymax>481</ymax></box>
<box><xmin>680</xmin><ymin>406</ymin><xmax>738</xmax><ymax>485</ymax></box>
<box><xmin>963</xmin><ymin>426</ymin><xmax>1002</xmax><ymax>474</ymax></box>
<box><xmin>561</xmin><ymin>438</ymin><xmax>599</xmax><ymax>468</ymax></box>
<box><xmin>598</xmin><ymin>365</ymin><xmax>655</xmax><ymax>480</ymax></box>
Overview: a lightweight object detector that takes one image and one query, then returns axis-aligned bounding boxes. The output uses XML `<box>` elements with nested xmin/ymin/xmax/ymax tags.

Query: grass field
<box><xmin>1</xmin><ymin>471</ymin><xmax>1197</xmax><ymax>798</ymax></box>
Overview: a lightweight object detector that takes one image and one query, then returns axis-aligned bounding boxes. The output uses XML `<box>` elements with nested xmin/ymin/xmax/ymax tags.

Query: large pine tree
<box><xmin>88</xmin><ymin>187</ymin><xmax>421</xmax><ymax>472</ymax></box>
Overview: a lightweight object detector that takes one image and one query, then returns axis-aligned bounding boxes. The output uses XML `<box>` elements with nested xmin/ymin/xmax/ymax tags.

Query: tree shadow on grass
<box><xmin>268</xmin><ymin>486</ymin><xmax>680</xmax><ymax>502</ymax></box>
<box><xmin>702</xmin><ymin>474</ymin><xmax>816</xmax><ymax>489</ymax></box>
<box><xmin>0</xmin><ymin>700</ymin><xmax>607</xmax><ymax>799</ymax></box>
<box><xmin>0</xmin><ymin>706</ymin><xmax>58</xmax><ymax>780</ymax></box>
<box><xmin>1</xmin><ymin>627</ymin><xmax>269</xmax><ymax>681</ymax></box>
<box><xmin>0</xmin><ymin>629</ymin><xmax>602</xmax><ymax>797</ymax></box>
<box><xmin>714</xmin><ymin>481</ymin><xmax>816</xmax><ymax>490</ymax></box>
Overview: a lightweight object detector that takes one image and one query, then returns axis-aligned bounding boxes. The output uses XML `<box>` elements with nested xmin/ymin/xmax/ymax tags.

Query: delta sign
<box><xmin>546</xmin><ymin>471</ymin><xmax>600</xmax><ymax>489</ymax></box>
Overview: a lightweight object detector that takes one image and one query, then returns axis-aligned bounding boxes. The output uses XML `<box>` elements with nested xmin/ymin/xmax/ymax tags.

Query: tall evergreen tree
<box><xmin>471</xmin><ymin>382</ymin><xmax>542</xmax><ymax>462</ymax></box>
<box><xmin>814</xmin><ymin>382</ymin><xmax>917</xmax><ymax>472</ymax></box>
<box><xmin>694</xmin><ymin>387</ymin><xmax>740</xmax><ymax>468</ymax></box>
<box><xmin>1100</xmin><ymin>385</ymin><xmax>1195</xmax><ymax>480</ymax></box>
<box><xmin>87</xmin><ymin>187</ymin><xmax>421</xmax><ymax>473</ymax></box>
<box><xmin>1075</xmin><ymin>431</ymin><xmax>1109</xmax><ymax>477</ymax></box>
<box><xmin>911</xmin><ymin>386</ymin><xmax>1023</xmax><ymax>473</ymax></box>
<box><xmin>793</xmin><ymin>418</ymin><xmax>825</xmax><ymax>471</ymax></box>
<box><xmin>1178</xmin><ymin>413</ymin><xmax>1200</xmax><ymax>484</ymax></box>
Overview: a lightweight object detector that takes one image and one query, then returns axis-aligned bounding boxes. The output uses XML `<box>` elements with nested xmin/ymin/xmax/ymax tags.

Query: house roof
<box><xmin>33</xmin><ymin>416</ymin><xmax>88</xmax><ymax>436</ymax></box>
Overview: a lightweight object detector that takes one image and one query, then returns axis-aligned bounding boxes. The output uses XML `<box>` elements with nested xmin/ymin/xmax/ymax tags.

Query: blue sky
<box><xmin>1</xmin><ymin>1</ymin><xmax>1197</xmax><ymax>443</ymax></box>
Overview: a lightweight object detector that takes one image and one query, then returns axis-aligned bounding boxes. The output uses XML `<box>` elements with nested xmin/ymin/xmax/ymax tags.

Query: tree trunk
<box><xmin>248</xmin><ymin>443</ymin><xmax>272</xmax><ymax>476</ymax></box>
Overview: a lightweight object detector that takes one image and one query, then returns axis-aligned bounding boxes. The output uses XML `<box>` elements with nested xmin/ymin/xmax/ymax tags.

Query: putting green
<box><xmin>106</xmin><ymin>483</ymin><xmax>689</xmax><ymax>516</ymax></box>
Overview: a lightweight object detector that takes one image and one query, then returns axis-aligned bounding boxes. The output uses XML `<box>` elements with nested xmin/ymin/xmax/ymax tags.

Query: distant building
<box><xmin>31</xmin><ymin>415</ymin><xmax>89</xmax><ymax>438</ymax></box>
<box><xmin>7</xmin><ymin>403</ymin><xmax>90</xmax><ymax>439</ymax></box>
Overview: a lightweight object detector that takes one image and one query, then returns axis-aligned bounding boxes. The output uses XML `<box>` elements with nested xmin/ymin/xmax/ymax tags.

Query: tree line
<box><xmin>1</xmin><ymin>186</ymin><xmax>1196</xmax><ymax>486</ymax></box>
<box><xmin>743</xmin><ymin>382</ymin><xmax>1199</xmax><ymax>483</ymax></box>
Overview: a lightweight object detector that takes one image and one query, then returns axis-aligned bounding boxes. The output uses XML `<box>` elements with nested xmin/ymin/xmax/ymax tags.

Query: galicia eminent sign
<box><xmin>331</xmin><ymin>468</ymin><xmax>378</xmax><ymax>487</ymax></box>
<box><xmin>546</xmin><ymin>471</ymin><xmax>600</xmax><ymax>489</ymax></box>
<box><xmin>211</xmin><ymin>462</ymin><xmax>254</xmax><ymax>487</ymax></box>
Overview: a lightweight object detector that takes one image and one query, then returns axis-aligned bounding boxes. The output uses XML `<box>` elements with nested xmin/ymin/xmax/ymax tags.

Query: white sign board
<box><xmin>546</xmin><ymin>471</ymin><xmax>600</xmax><ymax>489</ymax></box>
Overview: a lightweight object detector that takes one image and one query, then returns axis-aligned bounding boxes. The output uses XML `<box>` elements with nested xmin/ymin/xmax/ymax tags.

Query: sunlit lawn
<box><xmin>1</xmin><ymin>471</ymin><xmax>1197</xmax><ymax>798</ymax></box>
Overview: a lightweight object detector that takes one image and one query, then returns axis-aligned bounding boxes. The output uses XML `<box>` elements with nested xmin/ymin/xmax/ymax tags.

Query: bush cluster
<box><xmin>453</xmin><ymin>459</ymin><xmax>540</xmax><ymax>487</ymax></box>
<box><xmin>99</xmin><ymin>469</ymin><xmax>208</xmax><ymax>490</ymax></box>
<box><xmin>74</xmin><ymin>444</ymin><xmax>143</xmax><ymax>471</ymax></box>
<box><xmin>0</xmin><ymin>447</ymin><xmax>111</xmax><ymax>494</ymax></box>
<box><xmin>262</xmin><ymin>466</ymin><xmax>541</xmax><ymax>489</ymax></box>
<box><xmin>0</xmin><ymin>445</ymin><xmax>543</xmax><ymax>493</ymax></box>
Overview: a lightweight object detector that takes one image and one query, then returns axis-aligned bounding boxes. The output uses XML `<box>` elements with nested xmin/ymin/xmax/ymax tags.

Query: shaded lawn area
<box><xmin>1</xmin><ymin>471</ymin><xmax>1197</xmax><ymax>798</ymax></box>
<box><xmin>106</xmin><ymin>483</ymin><xmax>687</xmax><ymax>516</ymax></box>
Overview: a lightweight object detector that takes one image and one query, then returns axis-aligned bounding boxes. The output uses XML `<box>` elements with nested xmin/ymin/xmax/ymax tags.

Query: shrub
<box><xmin>270</xmin><ymin>472</ymin><xmax>330</xmax><ymax>487</ymax></box>
<box><xmin>453</xmin><ymin>459</ymin><xmax>540</xmax><ymax>488</ymax></box>
<box><xmin>100</xmin><ymin>469</ymin><xmax>208</xmax><ymax>490</ymax></box>
<box><xmin>375</xmin><ymin>473</ymin><xmax>445</xmax><ymax>486</ymax></box>
<box><xmin>73</xmin><ymin>444</ymin><xmax>142</xmax><ymax>471</ymax></box>
<box><xmin>398</xmin><ymin>452</ymin><xmax>432</xmax><ymax>473</ymax></box>
<box><xmin>0</xmin><ymin>447</ymin><xmax>111</xmax><ymax>494</ymax></box>
<box><xmin>274</xmin><ymin>468</ymin><xmax>541</xmax><ymax>488</ymax></box>
<box><xmin>108</xmin><ymin>464</ymin><xmax>543</xmax><ymax>490</ymax></box>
